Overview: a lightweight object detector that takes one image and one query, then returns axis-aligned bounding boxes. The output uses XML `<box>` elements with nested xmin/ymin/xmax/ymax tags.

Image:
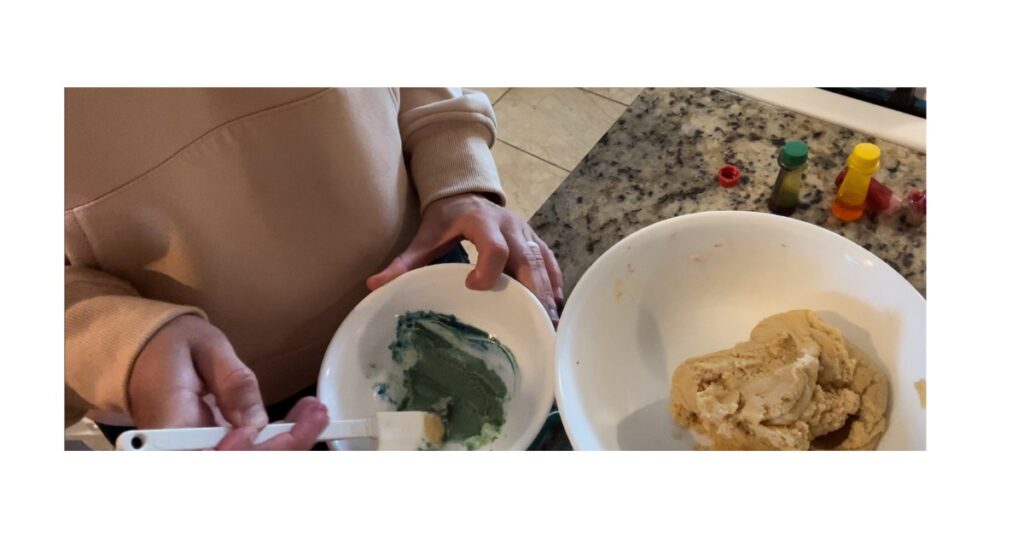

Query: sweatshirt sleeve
<box><xmin>65</xmin><ymin>265</ymin><xmax>207</xmax><ymax>423</ymax></box>
<box><xmin>398</xmin><ymin>88</ymin><xmax>506</xmax><ymax>211</ymax></box>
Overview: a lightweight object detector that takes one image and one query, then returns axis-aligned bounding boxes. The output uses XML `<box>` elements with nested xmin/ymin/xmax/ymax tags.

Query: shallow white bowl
<box><xmin>318</xmin><ymin>263</ymin><xmax>555</xmax><ymax>450</ymax></box>
<box><xmin>556</xmin><ymin>211</ymin><xmax>926</xmax><ymax>450</ymax></box>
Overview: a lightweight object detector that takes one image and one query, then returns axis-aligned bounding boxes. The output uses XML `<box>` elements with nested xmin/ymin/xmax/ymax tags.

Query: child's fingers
<box><xmin>191</xmin><ymin>340</ymin><xmax>269</xmax><ymax>430</ymax></box>
<box><xmin>255</xmin><ymin>401</ymin><xmax>329</xmax><ymax>451</ymax></box>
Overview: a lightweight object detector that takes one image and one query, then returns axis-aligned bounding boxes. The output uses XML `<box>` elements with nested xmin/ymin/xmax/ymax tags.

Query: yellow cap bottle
<box><xmin>832</xmin><ymin>143</ymin><xmax>881</xmax><ymax>222</ymax></box>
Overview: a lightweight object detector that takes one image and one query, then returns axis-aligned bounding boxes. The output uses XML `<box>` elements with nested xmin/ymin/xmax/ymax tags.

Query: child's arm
<box><xmin>396</xmin><ymin>88</ymin><xmax>505</xmax><ymax>211</ymax></box>
<box><xmin>367</xmin><ymin>88</ymin><xmax>563</xmax><ymax>324</ymax></box>
<box><xmin>65</xmin><ymin>265</ymin><xmax>206</xmax><ymax>425</ymax></box>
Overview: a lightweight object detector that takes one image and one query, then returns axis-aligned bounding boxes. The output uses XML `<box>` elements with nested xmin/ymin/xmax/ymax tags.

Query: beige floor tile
<box><xmin>467</xmin><ymin>88</ymin><xmax>510</xmax><ymax>105</ymax></box>
<box><xmin>492</xmin><ymin>140</ymin><xmax>568</xmax><ymax>220</ymax></box>
<box><xmin>584</xmin><ymin>87</ymin><xmax>644</xmax><ymax>106</ymax></box>
<box><xmin>494</xmin><ymin>88</ymin><xmax>626</xmax><ymax>171</ymax></box>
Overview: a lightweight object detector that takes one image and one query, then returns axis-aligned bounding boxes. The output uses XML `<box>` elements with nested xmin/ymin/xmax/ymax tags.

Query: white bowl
<box><xmin>318</xmin><ymin>263</ymin><xmax>555</xmax><ymax>450</ymax></box>
<box><xmin>556</xmin><ymin>211</ymin><xmax>926</xmax><ymax>450</ymax></box>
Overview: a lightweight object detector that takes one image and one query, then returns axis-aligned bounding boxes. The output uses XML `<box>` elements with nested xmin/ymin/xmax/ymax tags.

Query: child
<box><xmin>65</xmin><ymin>88</ymin><xmax>562</xmax><ymax>449</ymax></box>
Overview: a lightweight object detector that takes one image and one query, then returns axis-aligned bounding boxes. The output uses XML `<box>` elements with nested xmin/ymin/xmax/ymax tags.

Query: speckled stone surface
<box><xmin>529</xmin><ymin>88</ymin><xmax>926</xmax><ymax>297</ymax></box>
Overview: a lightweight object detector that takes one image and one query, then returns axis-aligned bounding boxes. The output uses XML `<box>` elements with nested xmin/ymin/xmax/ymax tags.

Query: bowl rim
<box><xmin>316</xmin><ymin>262</ymin><xmax>556</xmax><ymax>450</ymax></box>
<box><xmin>554</xmin><ymin>210</ymin><xmax>926</xmax><ymax>450</ymax></box>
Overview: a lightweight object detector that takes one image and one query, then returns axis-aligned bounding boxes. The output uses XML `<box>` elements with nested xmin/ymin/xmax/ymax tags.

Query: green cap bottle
<box><xmin>779</xmin><ymin>140</ymin><xmax>809</xmax><ymax>168</ymax></box>
<box><xmin>768</xmin><ymin>140</ymin><xmax>810</xmax><ymax>216</ymax></box>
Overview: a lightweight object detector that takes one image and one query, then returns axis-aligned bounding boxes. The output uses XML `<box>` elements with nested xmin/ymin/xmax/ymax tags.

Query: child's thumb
<box><xmin>192</xmin><ymin>342</ymin><xmax>268</xmax><ymax>430</ymax></box>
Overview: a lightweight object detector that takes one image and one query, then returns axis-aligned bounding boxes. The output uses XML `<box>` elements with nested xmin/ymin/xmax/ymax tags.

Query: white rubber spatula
<box><xmin>115</xmin><ymin>411</ymin><xmax>445</xmax><ymax>451</ymax></box>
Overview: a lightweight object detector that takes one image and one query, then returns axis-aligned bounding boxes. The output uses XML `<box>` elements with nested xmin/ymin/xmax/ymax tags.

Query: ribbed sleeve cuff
<box><xmin>407</xmin><ymin>121</ymin><xmax>506</xmax><ymax>211</ymax></box>
<box><xmin>65</xmin><ymin>294</ymin><xmax>207</xmax><ymax>416</ymax></box>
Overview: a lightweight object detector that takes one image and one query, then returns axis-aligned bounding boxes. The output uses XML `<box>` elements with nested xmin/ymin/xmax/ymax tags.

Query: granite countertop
<box><xmin>529</xmin><ymin>88</ymin><xmax>926</xmax><ymax>297</ymax></box>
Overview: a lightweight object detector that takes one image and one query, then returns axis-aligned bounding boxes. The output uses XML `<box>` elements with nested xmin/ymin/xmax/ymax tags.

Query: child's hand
<box><xmin>367</xmin><ymin>193</ymin><xmax>564</xmax><ymax>325</ymax></box>
<box><xmin>128</xmin><ymin>315</ymin><xmax>327</xmax><ymax>450</ymax></box>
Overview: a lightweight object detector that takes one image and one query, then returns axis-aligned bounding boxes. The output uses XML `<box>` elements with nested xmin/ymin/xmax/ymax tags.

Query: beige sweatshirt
<box><xmin>65</xmin><ymin>88</ymin><xmax>505</xmax><ymax>427</ymax></box>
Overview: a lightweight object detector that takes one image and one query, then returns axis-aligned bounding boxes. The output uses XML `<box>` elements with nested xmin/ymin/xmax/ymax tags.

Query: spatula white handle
<box><xmin>115</xmin><ymin>419</ymin><xmax>377</xmax><ymax>451</ymax></box>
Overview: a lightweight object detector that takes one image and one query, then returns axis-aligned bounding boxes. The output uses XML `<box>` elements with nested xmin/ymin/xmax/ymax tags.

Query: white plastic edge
<box><xmin>726</xmin><ymin>88</ymin><xmax>926</xmax><ymax>153</ymax></box>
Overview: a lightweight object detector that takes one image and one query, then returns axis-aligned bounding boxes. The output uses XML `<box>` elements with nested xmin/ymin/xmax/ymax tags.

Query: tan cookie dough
<box><xmin>669</xmin><ymin>310</ymin><xmax>888</xmax><ymax>450</ymax></box>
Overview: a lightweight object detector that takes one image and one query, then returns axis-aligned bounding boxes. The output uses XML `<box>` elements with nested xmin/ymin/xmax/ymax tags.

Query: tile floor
<box><xmin>65</xmin><ymin>88</ymin><xmax>644</xmax><ymax>449</ymax></box>
<box><xmin>462</xmin><ymin>88</ymin><xmax>643</xmax><ymax>261</ymax></box>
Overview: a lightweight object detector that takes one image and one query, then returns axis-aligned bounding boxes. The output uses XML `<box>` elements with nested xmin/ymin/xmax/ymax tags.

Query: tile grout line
<box><xmin>495</xmin><ymin>139</ymin><xmax>574</xmax><ymax>173</ymax></box>
<box><xmin>491</xmin><ymin>88</ymin><xmax>511</xmax><ymax>106</ymax></box>
<box><xmin>578</xmin><ymin>87</ymin><xmax>634</xmax><ymax>107</ymax></box>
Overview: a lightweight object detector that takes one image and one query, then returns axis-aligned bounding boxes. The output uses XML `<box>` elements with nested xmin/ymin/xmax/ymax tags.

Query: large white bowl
<box><xmin>318</xmin><ymin>263</ymin><xmax>555</xmax><ymax>450</ymax></box>
<box><xmin>556</xmin><ymin>211</ymin><xmax>926</xmax><ymax>450</ymax></box>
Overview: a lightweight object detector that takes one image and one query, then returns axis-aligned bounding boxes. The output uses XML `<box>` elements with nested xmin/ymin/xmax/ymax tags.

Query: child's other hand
<box><xmin>128</xmin><ymin>315</ymin><xmax>327</xmax><ymax>450</ymax></box>
<box><xmin>367</xmin><ymin>193</ymin><xmax>564</xmax><ymax>325</ymax></box>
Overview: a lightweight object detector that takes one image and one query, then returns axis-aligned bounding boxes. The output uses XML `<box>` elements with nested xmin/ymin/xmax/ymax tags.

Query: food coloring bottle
<box><xmin>767</xmin><ymin>140</ymin><xmax>809</xmax><ymax>216</ymax></box>
<box><xmin>832</xmin><ymin>143</ymin><xmax>881</xmax><ymax>222</ymax></box>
